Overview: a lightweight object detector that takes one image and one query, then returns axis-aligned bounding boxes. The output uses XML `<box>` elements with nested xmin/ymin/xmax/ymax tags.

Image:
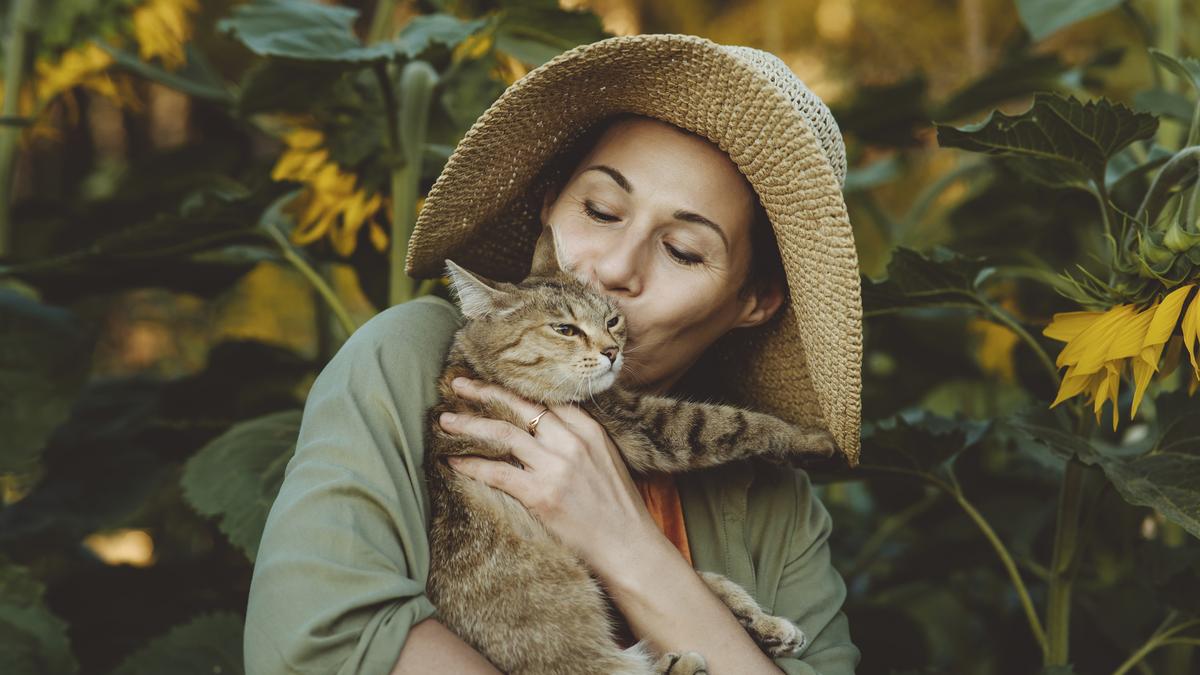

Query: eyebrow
<box><xmin>581</xmin><ymin>164</ymin><xmax>730</xmax><ymax>251</ymax></box>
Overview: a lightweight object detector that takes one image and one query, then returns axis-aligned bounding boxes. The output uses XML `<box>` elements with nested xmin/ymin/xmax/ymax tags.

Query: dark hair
<box><xmin>545</xmin><ymin>112</ymin><xmax>786</xmax><ymax>304</ymax></box>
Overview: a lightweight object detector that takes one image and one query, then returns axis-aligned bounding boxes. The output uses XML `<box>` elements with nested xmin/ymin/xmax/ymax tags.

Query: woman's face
<box><xmin>540</xmin><ymin>116</ymin><xmax>782</xmax><ymax>394</ymax></box>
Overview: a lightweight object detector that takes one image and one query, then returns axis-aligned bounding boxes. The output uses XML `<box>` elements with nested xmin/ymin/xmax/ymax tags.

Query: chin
<box><xmin>589</xmin><ymin>371</ymin><xmax>618</xmax><ymax>392</ymax></box>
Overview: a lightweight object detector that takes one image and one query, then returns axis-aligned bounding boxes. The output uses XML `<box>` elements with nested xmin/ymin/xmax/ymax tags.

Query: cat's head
<box><xmin>445</xmin><ymin>227</ymin><xmax>626</xmax><ymax>405</ymax></box>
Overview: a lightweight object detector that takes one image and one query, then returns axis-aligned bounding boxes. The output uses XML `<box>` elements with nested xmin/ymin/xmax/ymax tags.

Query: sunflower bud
<box><xmin>1138</xmin><ymin>228</ymin><xmax>1176</xmax><ymax>265</ymax></box>
<box><xmin>1164</xmin><ymin>219</ymin><xmax>1200</xmax><ymax>253</ymax></box>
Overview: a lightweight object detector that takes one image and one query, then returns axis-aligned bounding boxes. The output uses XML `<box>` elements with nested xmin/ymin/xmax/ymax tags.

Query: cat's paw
<box><xmin>743</xmin><ymin>614</ymin><xmax>807</xmax><ymax>658</ymax></box>
<box><xmin>653</xmin><ymin>651</ymin><xmax>708</xmax><ymax>674</ymax></box>
<box><xmin>796</xmin><ymin>427</ymin><xmax>838</xmax><ymax>457</ymax></box>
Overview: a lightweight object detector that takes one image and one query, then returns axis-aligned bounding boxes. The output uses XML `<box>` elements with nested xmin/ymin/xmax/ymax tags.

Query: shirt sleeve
<box><xmin>771</xmin><ymin>469</ymin><xmax>862</xmax><ymax>675</ymax></box>
<box><xmin>243</xmin><ymin>296</ymin><xmax>462</xmax><ymax>675</ymax></box>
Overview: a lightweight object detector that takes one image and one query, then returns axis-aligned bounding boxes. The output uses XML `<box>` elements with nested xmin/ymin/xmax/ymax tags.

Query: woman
<box><xmin>245</xmin><ymin>34</ymin><xmax>863</xmax><ymax>675</ymax></box>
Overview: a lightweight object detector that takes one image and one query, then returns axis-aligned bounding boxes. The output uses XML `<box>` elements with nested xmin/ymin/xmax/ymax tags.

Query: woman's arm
<box><xmin>244</xmin><ymin>298</ymin><xmax>473</xmax><ymax>675</ymax></box>
<box><xmin>390</xmin><ymin>618</ymin><xmax>501</xmax><ymax>674</ymax></box>
<box><xmin>596</xmin><ymin>525</ymin><xmax>785</xmax><ymax>674</ymax></box>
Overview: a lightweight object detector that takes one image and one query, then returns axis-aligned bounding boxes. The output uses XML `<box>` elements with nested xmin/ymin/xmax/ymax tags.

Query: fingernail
<box><xmin>440</xmin><ymin>412</ymin><xmax>457</xmax><ymax>424</ymax></box>
<box><xmin>452</xmin><ymin>377</ymin><xmax>470</xmax><ymax>389</ymax></box>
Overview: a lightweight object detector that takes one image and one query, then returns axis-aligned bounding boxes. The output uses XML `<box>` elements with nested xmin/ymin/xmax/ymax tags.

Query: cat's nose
<box><xmin>600</xmin><ymin>346</ymin><xmax>619</xmax><ymax>364</ymax></box>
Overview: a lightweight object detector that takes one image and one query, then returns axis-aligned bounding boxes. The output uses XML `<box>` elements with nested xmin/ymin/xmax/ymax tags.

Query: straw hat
<box><xmin>406</xmin><ymin>33</ymin><xmax>863</xmax><ymax>467</ymax></box>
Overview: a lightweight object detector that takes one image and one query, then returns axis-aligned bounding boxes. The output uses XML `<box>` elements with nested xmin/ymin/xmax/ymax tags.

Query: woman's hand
<box><xmin>438</xmin><ymin>376</ymin><xmax>663</xmax><ymax>576</ymax></box>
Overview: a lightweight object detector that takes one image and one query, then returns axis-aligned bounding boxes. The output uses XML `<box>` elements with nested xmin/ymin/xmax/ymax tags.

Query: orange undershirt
<box><xmin>607</xmin><ymin>472</ymin><xmax>692</xmax><ymax>650</ymax></box>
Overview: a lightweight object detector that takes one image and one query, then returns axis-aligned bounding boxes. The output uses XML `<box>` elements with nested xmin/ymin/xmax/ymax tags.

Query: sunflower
<box><xmin>271</xmin><ymin>127</ymin><xmax>389</xmax><ymax>257</ymax></box>
<box><xmin>1043</xmin><ymin>283</ymin><xmax>1200</xmax><ymax>430</ymax></box>
<box><xmin>131</xmin><ymin>0</ymin><xmax>199</xmax><ymax>71</ymax></box>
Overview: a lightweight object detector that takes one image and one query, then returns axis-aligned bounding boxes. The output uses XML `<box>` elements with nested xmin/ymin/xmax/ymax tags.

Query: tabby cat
<box><xmin>424</xmin><ymin>227</ymin><xmax>838</xmax><ymax>675</ymax></box>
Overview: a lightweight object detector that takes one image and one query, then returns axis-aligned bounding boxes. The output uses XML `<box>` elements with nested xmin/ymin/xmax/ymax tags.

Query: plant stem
<box><xmin>0</xmin><ymin>0</ymin><xmax>37</xmax><ymax>258</ymax></box>
<box><xmin>264</xmin><ymin>224</ymin><xmax>358</xmax><ymax>336</ymax></box>
<box><xmin>1044</xmin><ymin>451</ymin><xmax>1088</xmax><ymax>666</ymax></box>
<box><xmin>951</xmin><ymin>486</ymin><xmax>1049</xmax><ymax>654</ymax></box>
<box><xmin>1114</xmin><ymin>614</ymin><xmax>1200</xmax><ymax>675</ymax></box>
<box><xmin>975</xmin><ymin>295</ymin><xmax>1061</xmax><ymax>390</ymax></box>
<box><xmin>368</xmin><ymin>0</ymin><xmax>400</xmax><ymax>43</ymax></box>
<box><xmin>863</xmin><ymin>465</ymin><xmax>1048</xmax><ymax>652</ymax></box>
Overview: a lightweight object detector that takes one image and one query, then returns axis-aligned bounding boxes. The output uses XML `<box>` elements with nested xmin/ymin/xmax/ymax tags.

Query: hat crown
<box><xmin>721</xmin><ymin>45</ymin><xmax>847</xmax><ymax>188</ymax></box>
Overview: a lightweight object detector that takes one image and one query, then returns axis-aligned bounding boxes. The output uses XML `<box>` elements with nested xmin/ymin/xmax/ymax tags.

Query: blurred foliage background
<box><xmin>1</xmin><ymin>1</ymin><xmax>1199</xmax><ymax>674</ymax></box>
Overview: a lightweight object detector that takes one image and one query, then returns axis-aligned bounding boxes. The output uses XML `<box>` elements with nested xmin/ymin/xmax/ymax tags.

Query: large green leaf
<box><xmin>110</xmin><ymin>612</ymin><xmax>243</xmax><ymax>675</ymax></box>
<box><xmin>181</xmin><ymin>410</ymin><xmax>302</xmax><ymax>562</ymax></box>
<box><xmin>217</xmin><ymin>0</ymin><xmax>396</xmax><ymax>63</ymax></box>
<box><xmin>861</xmin><ymin>246</ymin><xmax>993</xmax><ymax>314</ymax></box>
<box><xmin>937</xmin><ymin>93</ymin><xmax>1159</xmax><ymax>190</ymax></box>
<box><xmin>1015</xmin><ymin>0</ymin><xmax>1124</xmax><ymax>41</ymax></box>
<box><xmin>0</xmin><ymin>559</ymin><xmax>78</xmax><ymax>675</ymax></box>
<box><xmin>0</xmin><ymin>292</ymin><xmax>92</xmax><ymax>472</ymax></box>
<box><xmin>820</xmin><ymin>409</ymin><xmax>990</xmax><ymax>483</ymax></box>
<box><xmin>494</xmin><ymin>0</ymin><xmax>608</xmax><ymax>66</ymax></box>
<box><xmin>1006</xmin><ymin>390</ymin><xmax>1200</xmax><ymax>538</ymax></box>
<box><xmin>396</xmin><ymin>14</ymin><xmax>490</xmax><ymax>59</ymax></box>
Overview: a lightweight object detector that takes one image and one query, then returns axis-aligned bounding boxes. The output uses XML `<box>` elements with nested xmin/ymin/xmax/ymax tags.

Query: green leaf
<box><xmin>1134</xmin><ymin>88</ymin><xmax>1196</xmax><ymax>122</ymax></box>
<box><xmin>233</xmin><ymin>58</ymin><xmax>346</xmax><ymax>115</ymax></box>
<box><xmin>110</xmin><ymin>612</ymin><xmax>243</xmax><ymax>675</ymax></box>
<box><xmin>440</xmin><ymin>53</ymin><xmax>506</xmax><ymax>132</ymax></box>
<box><xmin>822</xmin><ymin>409</ymin><xmax>990</xmax><ymax>482</ymax></box>
<box><xmin>861</xmin><ymin>245</ymin><xmax>991</xmax><ymax>314</ymax></box>
<box><xmin>1149</xmin><ymin>48</ymin><xmax>1200</xmax><ymax>95</ymax></box>
<box><xmin>937</xmin><ymin>93</ymin><xmax>1159</xmax><ymax>190</ymax></box>
<box><xmin>98</xmin><ymin>42</ymin><xmax>233</xmax><ymax>104</ymax></box>
<box><xmin>0</xmin><ymin>291</ymin><xmax>93</xmax><ymax>472</ymax></box>
<box><xmin>396</xmin><ymin>14</ymin><xmax>490</xmax><ymax>59</ymax></box>
<box><xmin>1008</xmin><ymin>390</ymin><xmax>1200</xmax><ymax>539</ymax></box>
<box><xmin>494</xmin><ymin>0</ymin><xmax>608</xmax><ymax>66</ymax></box>
<box><xmin>0</xmin><ymin>559</ymin><xmax>78</xmax><ymax>675</ymax></box>
<box><xmin>217</xmin><ymin>0</ymin><xmax>396</xmax><ymax>63</ymax></box>
<box><xmin>181</xmin><ymin>410</ymin><xmax>302</xmax><ymax>562</ymax></box>
<box><xmin>1015</xmin><ymin>0</ymin><xmax>1124</xmax><ymax>41</ymax></box>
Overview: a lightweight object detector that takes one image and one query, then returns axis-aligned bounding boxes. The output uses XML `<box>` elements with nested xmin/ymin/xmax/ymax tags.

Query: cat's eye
<box><xmin>552</xmin><ymin>323</ymin><xmax>580</xmax><ymax>337</ymax></box>
<box><xmin>606</xmin><ymin>316</ymin><xmax>620</xmax><ymax>328</ymax></box>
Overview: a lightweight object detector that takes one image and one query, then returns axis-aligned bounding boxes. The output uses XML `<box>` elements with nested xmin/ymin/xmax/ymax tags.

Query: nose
<box><xmin>600</xmin><ymin>346</ymin><xmax>619</xmax><ymax>364</ymax></box>
<box><xmin>589</xmin><ymin>227</ymin><xmax>644</xmax><ymax>297</ymax></box>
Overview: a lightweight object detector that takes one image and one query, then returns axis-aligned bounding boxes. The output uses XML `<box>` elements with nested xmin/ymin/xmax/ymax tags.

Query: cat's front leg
<box><xmin>598</xmin><ymin>392</ymin><xmax>838</xmax><ymax>474</ymax></box>
<box><xmin>697</xmin><ymin>571</ymin><xmax>806</xmax><ymax>658</ymax></box>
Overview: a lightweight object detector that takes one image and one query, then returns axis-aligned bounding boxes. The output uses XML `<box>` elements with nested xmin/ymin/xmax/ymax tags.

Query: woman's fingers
<box><xmin>447</xmin><ymin>455</ymin><xmax>531</xmax><ymax>500</ymax></box>
<box><xmin>438</xmin><ymin>412</ymin><xmax>547</xmax><ymax>467</ymax></box>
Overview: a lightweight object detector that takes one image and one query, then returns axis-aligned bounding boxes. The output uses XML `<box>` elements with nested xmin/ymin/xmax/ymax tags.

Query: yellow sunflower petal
<box><xmin>1044</xmin><ymin>310</ymin><xmax>1105</xmax><ymax>342</ymax></box>
<box><xmin>1130</xmin><ymin>284</ymin><xmax>1195</xmax><ymax>418</ymax></box>
<box><xmin>1183</xmin><ymin>291</ymin><xmax>1200</xmax><ymax>375</ymax></box>
<box><xmin>368</xmin><ymin>220</ymin><xmax>388</xmax><ymax>252</ymax></box>
<box><xmin>1059</xmin><ymin>305</ymin><xmax>1135</xmax><ymax>374</ymax></box>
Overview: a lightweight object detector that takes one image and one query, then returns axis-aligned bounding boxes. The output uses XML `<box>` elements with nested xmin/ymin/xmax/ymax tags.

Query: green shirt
<box><xmin>244</xmin><ymin>296</ymin><xmax>860</xmax><ymax>674</ymax></box>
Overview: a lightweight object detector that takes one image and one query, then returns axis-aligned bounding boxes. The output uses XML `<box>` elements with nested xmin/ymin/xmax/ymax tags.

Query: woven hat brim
<box><xmin>406</xmin><ymin>33</ymin><xmax>863</xmax><ymax>466</ymax></box>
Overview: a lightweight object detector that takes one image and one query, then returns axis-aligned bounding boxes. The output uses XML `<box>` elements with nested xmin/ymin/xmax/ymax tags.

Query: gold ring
<box><xmin>526</xmin><ymin>408</ymin><xmax>550</xmax><ymax>435</ymax></box>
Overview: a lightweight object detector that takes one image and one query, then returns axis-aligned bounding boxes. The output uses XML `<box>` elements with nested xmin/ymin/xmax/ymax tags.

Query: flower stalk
<box><xmin>0</xmin><ymin>0</ymin><xmax>37</xmax><ymax>258</ymax></box>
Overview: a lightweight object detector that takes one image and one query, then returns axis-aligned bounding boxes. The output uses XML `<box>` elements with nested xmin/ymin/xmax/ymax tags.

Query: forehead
<box><xmin>570</xmin><ymin>117</ymin><xmax>757</xmax><ymax>235</ymax></box>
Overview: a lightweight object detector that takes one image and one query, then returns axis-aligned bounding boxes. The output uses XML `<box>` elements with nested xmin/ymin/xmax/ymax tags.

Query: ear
<box><xmin>528</xmin><ymin>224</ymin><xmax>567</xmax><ymax>278</ymax></box>
<box><xmin>734</xmin><ymin>278</ymin><xmax>785</xmax><ymax>329</ymax></box>
<box><xmin>445</xmin><ymin>260</ymin><xmax>507</xmax><ymax>319</ymax></box>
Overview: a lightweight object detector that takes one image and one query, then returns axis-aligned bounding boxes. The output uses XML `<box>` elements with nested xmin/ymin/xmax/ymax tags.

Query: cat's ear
<box><xmin>445</xmin><ymin>260</ymin><xmax>508</xmax><ymax>319</ymax></box>
<box><xmin>528</xmin><ymin>225</ymin><xmax>567</xmax><ymax>278</ymax></box>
